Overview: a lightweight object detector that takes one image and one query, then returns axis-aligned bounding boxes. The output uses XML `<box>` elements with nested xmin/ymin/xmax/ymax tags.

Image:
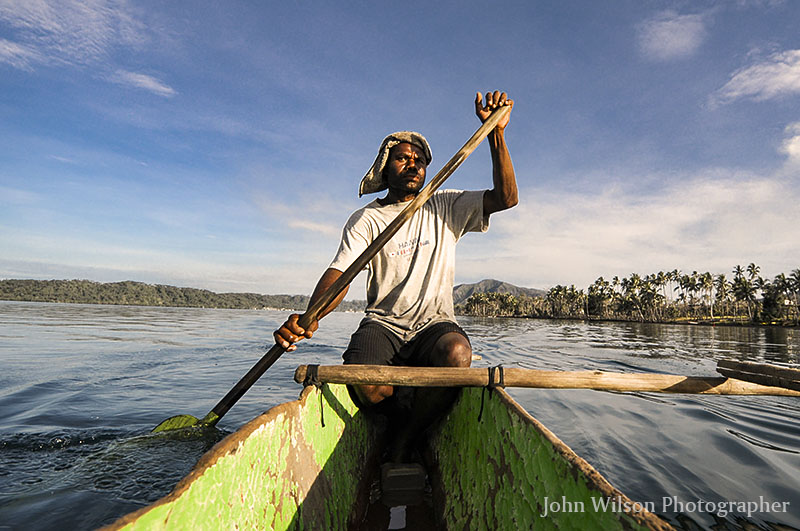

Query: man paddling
<box><xmin>274</xmin><ymin>90</ymin><xmax>517</xmax><ymax>461</ymax></box>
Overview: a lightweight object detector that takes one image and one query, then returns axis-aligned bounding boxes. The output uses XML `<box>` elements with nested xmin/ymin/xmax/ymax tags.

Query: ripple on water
<box><xmin>0</xmin><ymin>427</ymin><xmax>227</xmax><ymax>528</ymax></box>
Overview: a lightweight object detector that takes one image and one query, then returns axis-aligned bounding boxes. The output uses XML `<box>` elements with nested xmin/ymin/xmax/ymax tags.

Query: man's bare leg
<box><xmin>391</xmin><ymin>332</ymin><xmax>471</xmax><ymax>462</ymax></box>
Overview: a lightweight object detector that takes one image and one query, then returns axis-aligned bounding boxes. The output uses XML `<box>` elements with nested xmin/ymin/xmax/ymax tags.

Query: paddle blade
<box><xmin>152</xmin><ymin>414</ymin><xmax>201</xmax><ymax>433</ymax></box>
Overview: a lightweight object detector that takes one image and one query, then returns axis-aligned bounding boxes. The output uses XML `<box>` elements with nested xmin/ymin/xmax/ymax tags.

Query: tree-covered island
<box><xmin>0</xmin><ymin>279</ymin><xmax>365</xmax><ymax>312</ymax></box>
<box><xmin>457</xmin><ymin>264</ymin><xmax>800</xmax><ymax>327</ymax></box>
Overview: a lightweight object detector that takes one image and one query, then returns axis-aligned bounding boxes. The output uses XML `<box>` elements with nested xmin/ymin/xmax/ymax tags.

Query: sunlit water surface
<box><xmin>0</xmin><ymin>302</ymin><xmax>798</xmax><ymax>530</ymax></box>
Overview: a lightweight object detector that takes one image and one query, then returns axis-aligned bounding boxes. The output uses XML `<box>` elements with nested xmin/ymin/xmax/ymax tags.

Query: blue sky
<box><xmin>1</xmin><ymin>0</ymin><xmax>799</xmax><ymax>297</ymax></box>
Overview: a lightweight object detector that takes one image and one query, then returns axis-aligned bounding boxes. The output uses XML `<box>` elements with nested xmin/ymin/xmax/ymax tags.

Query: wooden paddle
<box><xmin>293</xmin><ymin>364</ymin><xmax>800</xmax><ymax>396</ymax></box>
<box><xmin>152</xmin><ymin>105</ymin><xmax>512</xmax><ymax>432</ymax></box>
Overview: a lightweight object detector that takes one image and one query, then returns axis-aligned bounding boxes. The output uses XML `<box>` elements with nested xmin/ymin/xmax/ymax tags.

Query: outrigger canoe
<box><xmin>107</xmin><ymin>375</ymin><xmax>673</xmax><ymax>530</ymax></box>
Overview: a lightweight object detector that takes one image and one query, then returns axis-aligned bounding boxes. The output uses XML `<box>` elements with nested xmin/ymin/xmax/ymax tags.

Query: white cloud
<box><xmin>107</xmin><ymin>69</ymin><xmax>176</xmax><ymax>97</ymax></box>
<box><xmin>457</xmin><ymin>172</ymin><xmax>800</xmax><ymax>290</ymax></box>
<box><xmin>711</xmin><ymin>49</ymin><xmax>800</xmax><ymax>106</ymax></box>
<box><xmin>0</xmin><ymin>0</ymin><xmax>145</xmax><ymax>68</ymax></box>
<box><xmin>781</xmin><ymin>122</ymin><xmax>800</xmax><ymax>165</ymax></box>
<box><xmin>637</xmin><ymin>11</ymin><xmax>707</xmax><ymax>61</ymax></box>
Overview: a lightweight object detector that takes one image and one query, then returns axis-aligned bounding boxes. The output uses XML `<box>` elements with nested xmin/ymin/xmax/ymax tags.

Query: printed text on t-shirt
<box><xmin>387</xmin><ymin>238</ymin><xmax>431</xmax><ymax>258</ymax></box>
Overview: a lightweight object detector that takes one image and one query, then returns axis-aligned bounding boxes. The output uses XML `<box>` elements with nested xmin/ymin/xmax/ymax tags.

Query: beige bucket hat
<box><xmin>359</xmin><ymin>131</ymin><xmax>432</xmax><ymax>196</ymax></box>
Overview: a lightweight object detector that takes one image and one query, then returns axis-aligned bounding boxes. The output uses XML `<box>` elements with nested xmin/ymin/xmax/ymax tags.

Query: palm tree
<box><xmin>588</xmin><ymin>277</ymin><xmax>613</xmax><ymax>318</ymax></box>
<box><xmin>620</xmin><ymin>274</ymin><xmax>645</xmax><ymax>321</ymax></box>
<box><xmin>747</xmin><ymin>263</ymin><xmax>761</xmax><ymax>281</ymax></box>
<box><xmin>733</xmin><ymin>276</ymin><xmax>757</xmax><ymax>321</ymax></box>
<box><xmin>677</xmin><ymin>273</ymin><xmax>698</xmax><ymax>317</ymax></box>
<box><xmin>568</xmin><ymin>285</ymin><xmax>587</xmax><ymax>318</ymax></box>
<box><xmin>773</xmin><ymin>273</ymin><xmax>789</xmax><ymax>295</ymax></box>
<box><xmin>498</xmin><ymin>292</ymin><xmax>519</xmax><ymax>317</ymax></box>
<box><xmin>791</xmin><ymin>269</ymin><xmax>800</xmax><ymax>325</ymax></box>
<box><xmin>690</xmin><ymin>271</ymin><xmax>701</xmax><ymax>310</ymax></box>
<box><xmin>546</xmin><ymin>285</ymin><xmax>565</xmax><ymax>317</ymax></box>
<box><xmin>699</xmin><ymin>272</ymin><xmax>714</xmax><ymax>319</ymax></box>
<box><xmin>669</xmin><ymin>269</ymin><xmax>680</xmax><ymax>302</ymax></box>
<box><xmin>714</xmin><ymin>274</ymin><xmax>731</xmax><ymax>317</ymax></box>
<box><xmin>647</xmin><ymin>272</ymin><xmax>662</xmax><ymax>303</ymax></box>
<box><xmin>766</xmin><ymin>274</ymin><xmax>790</xmax><ymax>322</ymax></box>
<box><xmin>639</xmin><ymin>279</ymin><xmax>664</xmax><ymax>321</ymax></box>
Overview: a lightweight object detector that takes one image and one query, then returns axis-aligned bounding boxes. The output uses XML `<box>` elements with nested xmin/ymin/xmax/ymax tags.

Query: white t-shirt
<box><xmin>330</xmin><ymin>189</ymin><xmax>489</xmax><ymax>340</ymax></box>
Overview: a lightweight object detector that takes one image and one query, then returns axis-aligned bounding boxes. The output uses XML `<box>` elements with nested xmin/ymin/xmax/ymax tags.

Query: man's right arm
<box><xmin>475</xmin><ymin>91</ymin><xmax>517</xmax><ymax>217</ymax></box>
<box><xmin>273</xmin><ymin>268</ymin><xmax>348</xmax><ymax>351</ymax></box>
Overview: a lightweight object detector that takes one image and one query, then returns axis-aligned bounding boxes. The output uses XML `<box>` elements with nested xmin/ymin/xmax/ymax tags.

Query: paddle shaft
<box><xmin>204</xmin><ymin>106</ymin><xmax>512</xmax><ymax>424</ymax></box>
<box><xmin>293</xmin><ymin>364</ymin><xmax>800</xmax><ymax>396</ymax></box>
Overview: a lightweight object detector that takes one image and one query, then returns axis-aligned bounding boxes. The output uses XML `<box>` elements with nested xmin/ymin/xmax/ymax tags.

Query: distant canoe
<box><xmin>106</xmin><ymin>383</ymin><xmax>671</xmax><ymax>530</ymax></box>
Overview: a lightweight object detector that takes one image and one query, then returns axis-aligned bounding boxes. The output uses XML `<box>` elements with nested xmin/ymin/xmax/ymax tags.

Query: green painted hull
<box><xmin>107</xmin><ymin>384</ymin><xmax>671</xmax><ymax>530</ymax></box>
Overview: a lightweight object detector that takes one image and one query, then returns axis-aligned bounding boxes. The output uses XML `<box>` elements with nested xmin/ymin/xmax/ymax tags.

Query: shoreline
<box><xmin>455</xmin><ymin>312</ymin><xmax>799</xmax><ymax>329</ymax></box>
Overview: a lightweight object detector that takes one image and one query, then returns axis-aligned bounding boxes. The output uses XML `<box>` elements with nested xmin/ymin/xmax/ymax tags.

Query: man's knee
<box><xmin>354</xmin><ymin>384</ymin><xmax>394</xmax><ymax>406</ymax></box>
<box><xmin>433</xmin><ymin>332</ymin><xmax>472</xmax><ymax>367</ymax></box>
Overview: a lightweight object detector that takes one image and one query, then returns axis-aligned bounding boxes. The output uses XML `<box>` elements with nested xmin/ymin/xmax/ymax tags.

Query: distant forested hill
<box><xmin>453</xmin><ymin>278</ymin><xmax>545</xmax><ymax>305</ymax></box>
<box><xmin>0</xmin><ymin>279</ymin><xmax>366</xmax><ymax>312</ymax></box>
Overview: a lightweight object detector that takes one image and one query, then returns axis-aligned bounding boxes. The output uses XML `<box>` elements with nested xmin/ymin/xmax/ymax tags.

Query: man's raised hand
<box><xmin>475</xmin><ymin>90</ymin><xmax>513</xmax><ymax>129</ymax></box>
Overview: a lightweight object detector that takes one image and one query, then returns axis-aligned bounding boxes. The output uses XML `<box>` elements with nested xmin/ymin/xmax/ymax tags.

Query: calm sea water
<box><xmin>0</xmin><ymin>301</ymin><xmax>798</xmax><ymax>530</ymax></box>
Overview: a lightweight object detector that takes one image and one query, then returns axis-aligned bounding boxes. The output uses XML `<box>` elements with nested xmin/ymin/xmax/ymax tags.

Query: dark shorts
<box><xmin>342</xmin><ymin>319</ymin><xmax>470</xmax><ymax>367</ymax></box>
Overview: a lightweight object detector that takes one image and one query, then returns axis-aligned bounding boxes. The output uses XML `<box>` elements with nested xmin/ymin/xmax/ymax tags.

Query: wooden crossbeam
<box><xmin>294</xmin><ymin>364</ymin><xmax>800</xmax><ymax>397</ymax></box>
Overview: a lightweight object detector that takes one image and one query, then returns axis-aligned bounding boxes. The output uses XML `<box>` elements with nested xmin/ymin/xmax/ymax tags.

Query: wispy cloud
<box><xmin>637</xmin><ymin>11</ymin><xmax>707</xmax><ymax>61</ymax></box>
<box><xmin>0</xmin><ymin>0</ymin><xmax>145</xmax><ymax>68</ymax></box>
<box><xmin>107</xmin><ymin>69</ymin><xmax>176</xmax><ymax>97</ymax></box>
<box><xmin>251</xmin><ymin>194</ymin><xmax>343</xmax><ymax>238</ymax></box>
<box><xmin>47</xmin><ymin>154</ymin><xmax>78</xmax><ymax>164</ymax></box>
<box><xmin>0</xmin><ymin>1</ymin><xmax>176</xmax><ymax>98</ymax></box>
<box><xmin>0</xmin><ymin>185</ymin><xmax>41</xmax><ymax>205</ymax></box>
<box><xmin>710</xmin><ymin>49</ymin><xmax>800</xmax><ymax>106</ymax></box>
<box><xmin>287</xmin><ymin>219</ymin><xmax>341</xmax><ymax>236</ymax></box>
<box><xmin>732</xmin><ymin>0</ymin><xmax>786</xmax><ymax>7</ymax></box>
<box><xmin>0</xmin><ymin>37</ymin><xmax>40</xmax><ymax>69</ymax></box>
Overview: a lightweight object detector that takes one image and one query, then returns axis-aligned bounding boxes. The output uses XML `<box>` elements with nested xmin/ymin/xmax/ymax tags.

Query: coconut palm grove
<box><xmin>459</xmin><ymin>264</ymin><xmax>800</xmax><ymax>326</ymax></box>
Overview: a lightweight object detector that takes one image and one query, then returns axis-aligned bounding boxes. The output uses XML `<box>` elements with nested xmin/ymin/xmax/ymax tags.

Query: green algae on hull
<box><xmin>106</xmin><ymin>384</ymin><xmax>378</xmax><ymax>530</ymax></box>
<box><xmin>429</xmin><ymin>387</ymin><xmax>672</xmax><ymax>530</ymax></box>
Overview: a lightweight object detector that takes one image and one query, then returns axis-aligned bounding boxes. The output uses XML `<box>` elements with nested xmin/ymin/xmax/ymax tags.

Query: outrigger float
<box><xmin>107</xmin><ymin>361</ymin><xmax>799</xmax><ymax>530</ymax></box>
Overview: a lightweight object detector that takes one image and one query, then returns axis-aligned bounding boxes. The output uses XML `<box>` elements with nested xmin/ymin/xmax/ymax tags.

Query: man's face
<box><xmin>383</xmin><ymin>142</ymin><xmax>427</xmax><ymax>196</ymax></box>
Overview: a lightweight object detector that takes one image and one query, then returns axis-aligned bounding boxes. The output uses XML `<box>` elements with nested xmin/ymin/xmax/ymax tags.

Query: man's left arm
<box><xmin>476</xmin><ymin>91</ymin><xmax>518</xmax><ymax>216</ymax></box>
